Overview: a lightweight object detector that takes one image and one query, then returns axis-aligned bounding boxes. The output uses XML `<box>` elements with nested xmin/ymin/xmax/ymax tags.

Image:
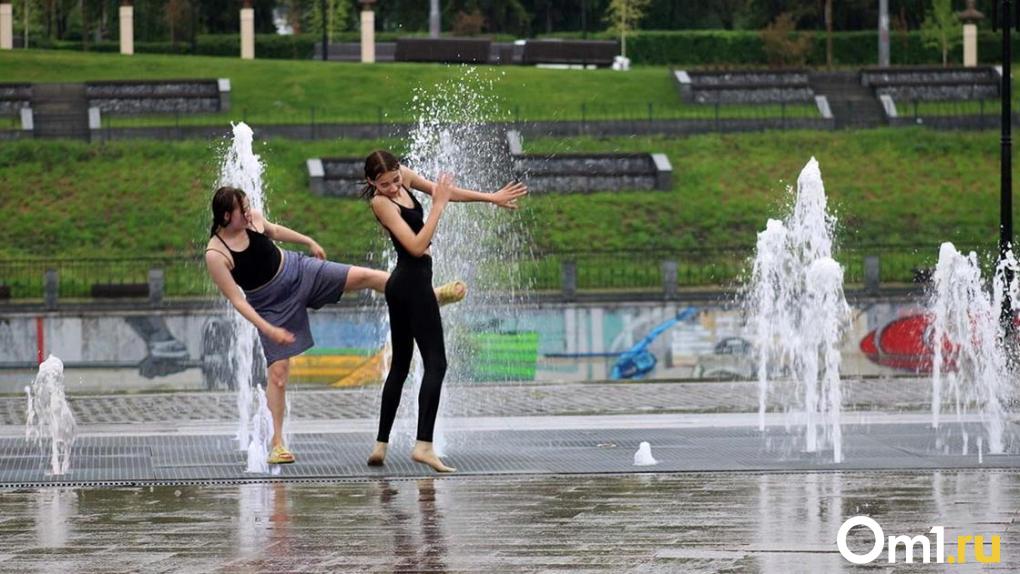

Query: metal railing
<box><xmin>0</xmin><ymin>256</ymin><xmax>207</xmax><ymax>300</ymax></box>
<box><xmin>90</xmin><ymin>101</ymin><xmax>820</xmax><ymax>128</ymax></box>
<box><xmin>0</xmin><ymin>244</ymin><xmax>993</xmax><ymax>304</ymax></box>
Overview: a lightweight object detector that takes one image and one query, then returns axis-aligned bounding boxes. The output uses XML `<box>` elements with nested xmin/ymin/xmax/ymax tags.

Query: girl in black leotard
<box><xmin>363</xmin><ymin>150</ymin><xmax>527</xmax><ymax>473</ymax></box>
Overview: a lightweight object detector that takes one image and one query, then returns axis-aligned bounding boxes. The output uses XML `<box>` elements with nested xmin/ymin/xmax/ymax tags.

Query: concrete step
<box><xmin>31</xmin><ymin>84</ymin><xmax>87</xmax><ymax>103</ymax></box>
<box><xmin>808</xmin><ymin>71</ymin><xmax>886</xmax><ymax>128</ymax></box>
<box><xmin>33</xmin><ymin>102</ymin><xmax>82</xmax><ymax>114</ymax></box>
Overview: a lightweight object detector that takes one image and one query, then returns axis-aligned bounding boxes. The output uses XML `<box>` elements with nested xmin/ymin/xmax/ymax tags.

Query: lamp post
<box><xmin>320</xmin><ymin>0</ymin><xmax>328</xmax><ymax>61</ymax></box>
<box><xmin>429</xmin><ymin>0</ymin><xmax>439</xmax><ymax>38</ymax></box>
<box><xmin>997</xmin><ymin>0</ymin><xmax>1016</xmax><ymax>338</ymax></box>
<box><xmin>878</xmin><ymin>0</ymin><xmax>889</xmax><ymax>66</ymax></box>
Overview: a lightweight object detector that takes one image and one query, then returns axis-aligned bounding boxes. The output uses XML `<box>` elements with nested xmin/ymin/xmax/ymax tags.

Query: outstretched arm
<box><xmin>401</xmin><ymin>166</ymin><xmax>527</xmax><ymax>209</ymax></box>
<box><xmin>253</xmin><ymin>212</ymin><xmax>326</xmax><ymax>259</ymax></box>
<box><xmin>205</xmin><ymin>251</ymin><xmax>295</xmax><ymax>345</ymax></box>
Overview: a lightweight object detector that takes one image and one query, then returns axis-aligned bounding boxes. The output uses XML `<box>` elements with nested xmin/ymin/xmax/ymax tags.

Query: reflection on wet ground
<box><xmin>0</xmin><ymin>470</ymin><xmax>1015</xmax><ymax>573</ymax></box>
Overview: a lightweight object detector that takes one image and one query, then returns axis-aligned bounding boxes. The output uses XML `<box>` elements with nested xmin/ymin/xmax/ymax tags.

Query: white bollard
<box><xmin>240</xmin><ymin>6</ymin><xmax>255</xmax><ymax>60</ymax></box>
<box><xmin>963</xmin><ymin>23</ymin><xmax>978</xmax><ymax>67</ymax></box>
<box><xmin>360</xmin><ymin>0</ymin><xmax>376</xmax><ymax>63</ymax></box>
<box><xmin>0</xmin><ymin>4</ymin><xmax>13</xmax><ymax>50</ymax></box>
<box><xmin>119</xmin><ymin>3</ymin><xmax>134</xmax><ymax>55</ymax></box>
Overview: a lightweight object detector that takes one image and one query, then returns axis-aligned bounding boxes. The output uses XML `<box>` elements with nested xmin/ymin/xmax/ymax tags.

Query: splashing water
<box><xmin>25</xmin><ymin>355</ymin><xmax>77</xmax><ymax>475</ymax></box>
<box><xmin>928</xmin><ymin>243</ymin><xmax>1016</xmax><ymax>454</ymax></box>
<box><xmin>217</xmin><ymin>122</ymin><xmax>282</xmax><ymax>471</ymax></box>
<box><xmin>220</xmin><ymin>122</ymin><xmax>266</xmax><ymax>214</ymax></box>
<box><xmin>745</xmin><ymin>158</ymin><xmax>850</xmax><ymax>463</ymax></box>
<box><xmin>802</xmin><ymin>258</ymin><xmax>851</xmax><ymax>463</ymax></box>
<box><xmin>244</xmin><ymin>386</ymin><xmax>278</xmax><ymax>474</ymax></box>
<box><xmin>380</xmin><ymin>68</ymin><xmax>532</xmax><ymax>454</ymax></box>
<box><xmin>633</xmin><ymin>441</ymin><xmax>658</xmax><ymax>466</ymax></box>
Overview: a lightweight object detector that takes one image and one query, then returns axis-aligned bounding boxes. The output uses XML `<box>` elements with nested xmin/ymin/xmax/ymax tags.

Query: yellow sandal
<box><xmin>436</xmin><ymin>280</ymin><xmax>468</xmax><ymax>306</ymax></box>
<box><xmin>267</xmin><ymin>445</ymin><xmax>296</xmax><ymax>464</ymax></box>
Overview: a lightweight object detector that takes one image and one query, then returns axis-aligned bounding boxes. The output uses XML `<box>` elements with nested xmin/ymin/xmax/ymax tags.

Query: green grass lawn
<box><xmin>521</xmin><ymin>129</ymin><xmax>1016</xmax><ymax>251</ymax></box>
<box><xmin>1</xmin><ymin>128</ymin><xmax>1016</xmax><ymax>294</ymax></box>
<box><xmin>0</xmin><ymin>49</ymin><xmax>816</xmax><ymax>124</ymax></box>
<box><xmin>910</xmin><ymin>99</ymin><xmax>1000</xmax><ymax>118</ymax></box>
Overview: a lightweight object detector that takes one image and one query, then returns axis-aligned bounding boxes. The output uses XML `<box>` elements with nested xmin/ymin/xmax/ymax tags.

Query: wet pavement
<box><xmin>0</xmin><ymin>379</ymin><xmax>1017</xmax><ymax>572</ymax></box>
<box><xmin>0</xmin><ymin>471</ymin><xmax>1016</xmax><ymax>573</ymax></box>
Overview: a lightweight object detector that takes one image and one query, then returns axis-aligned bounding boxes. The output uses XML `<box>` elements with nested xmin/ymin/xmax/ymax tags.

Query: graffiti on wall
<box><xmin>0</xmin><ymin>299</ymin><xmax>946</xmax><ymax>392</ymax></box>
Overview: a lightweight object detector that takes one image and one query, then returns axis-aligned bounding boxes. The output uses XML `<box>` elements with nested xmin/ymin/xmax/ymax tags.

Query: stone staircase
<box><xmin>30</xmin><ymin>83</ymin><xmax>90</xmax><ymax>140</ymax></box>
<box><xmin>809</xmin><ymin>71</ymin><xmax>886</xmax><ymax>129</ymax></box>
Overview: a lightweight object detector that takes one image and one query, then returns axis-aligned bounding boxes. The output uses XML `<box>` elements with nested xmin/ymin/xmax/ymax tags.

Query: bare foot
<box><xmin>367</xmin><ymin>441</ymin><xmax>387</xmax><ymax>466</ymax></box>
<box><xmin>434</xmin><ymin>281</ymin><xmax>467</xmax><ymax>306</ymax></box>
<box><xmin>411</xmin><ymin>441</ymin><xmax>456</xmax><ymax>473</ymax></box>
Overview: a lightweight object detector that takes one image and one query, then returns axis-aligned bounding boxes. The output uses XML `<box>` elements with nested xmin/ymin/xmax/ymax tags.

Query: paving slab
<box><xmin>1</xmin><ymin>378</ymin><xmax>939</xmax><ymax>427</ymax></box>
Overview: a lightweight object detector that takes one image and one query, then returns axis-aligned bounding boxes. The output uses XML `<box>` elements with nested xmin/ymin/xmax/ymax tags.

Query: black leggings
<box><xmin>376</xmin><ymin>256</ymin><xmax>448</xmax><ymax>443</ymax></box>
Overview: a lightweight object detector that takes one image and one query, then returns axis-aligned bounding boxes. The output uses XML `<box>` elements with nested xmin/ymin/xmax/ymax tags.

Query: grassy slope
<box><xmin>1</xmin><ymin>128</ymin><xmax>1015</xmax><ymax>262</ymax></box>
<box><xmin>0</xmin><ymin>139</ymin><xmax>396</xmax><ymax>259</ymax></box>
<box><xmin>0</xmin><ymin>50</ymin><xmax>816</xmax><ymax>123</ymax></box>
<box><xmin>523</xmin><ymin>129</ymin><xmax>1017</xmax><ymax>253</ymax></box>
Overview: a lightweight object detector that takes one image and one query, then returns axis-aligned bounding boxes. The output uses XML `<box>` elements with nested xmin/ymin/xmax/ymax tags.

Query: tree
<box><xmin>12</xmin><ymin>0</ymin><xmax>46</xmax><ymax>47</ymax></box>
<box><xmin>284</xmin><ymin>0</ymin><xmax>303</xmax><ymax>35</ymax></box>
<box><xmin>453</xmin><ymin>8</ymin><xmax>485</xmax><ymax>36</ymax></box>
<box><xmin>824</xmin><ymin>0</ymin><xmax>832</xmax><ymax>68</ymax></box>
<box><xmin>165</xmin><ymin>0</ymin><xmax>192</xmax><ymax>47</ymax></box>
<box><xmin>604</xmin><ymin>0</ymin><xmax>651</xmax><ymax>59</ymax></box>
<box><xmin>310</xmin><ymin>0</ymin><xmax>348</xmax><ymax>43</ymax></box>
<box><xmin>442</xmin><ymin>0</ymin><xmax>530</xmax><ymax>37</ymax></box>
<box><xmin>713</xmin><ymin>0</ymin><xmax>748</xmax><ymax>30</ymax></box>
<box><xmin>921</xmin><ymin>0</ymin><xmax>961</xmax><ymax>66</ymax></box>
<box><xmin>760</xmin><ymin>12</ymin><xmax>813</xmax><ymax>67</ymax></box>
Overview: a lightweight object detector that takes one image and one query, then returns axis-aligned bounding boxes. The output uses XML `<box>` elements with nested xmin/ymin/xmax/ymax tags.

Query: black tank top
<box><xmin>215</xmin><ymin>228</ymin><xmax>281</xmax><ymax>290</ymax></box>
<box><xmin>385</xmin><ymin>188</ymin><xmax>430</xmax><ymax>261</ymax></box>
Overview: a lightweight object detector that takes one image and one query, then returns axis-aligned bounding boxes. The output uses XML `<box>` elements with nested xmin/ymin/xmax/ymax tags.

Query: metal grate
<box><xmin>1</xmin><ymin>422</ymin><xmax>1017</xmax><ymax>488</ymax></box>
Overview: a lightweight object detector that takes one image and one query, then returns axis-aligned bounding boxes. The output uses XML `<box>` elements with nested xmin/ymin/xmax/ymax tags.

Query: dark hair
<box><xmin>361</xmin><ymin>149</ymin><xmax>401</xmax><ymax>200</ymax></box>
<box><xmin>209</xmin><ymin>186</ymin><xmax>247</xmax><ymax>237</ymax></box>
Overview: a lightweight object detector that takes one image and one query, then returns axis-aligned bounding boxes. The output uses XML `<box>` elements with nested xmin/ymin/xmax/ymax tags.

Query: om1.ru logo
<box><xmin>837</xmin><ymin>516</ymin><xmax>1001</xmax><ymax>565</ymax></box>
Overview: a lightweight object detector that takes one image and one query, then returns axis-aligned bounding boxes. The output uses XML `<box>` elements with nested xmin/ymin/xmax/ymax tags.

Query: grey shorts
<box><xmin>244</xmin><ymin>250</ymin><xmax>351</xmax><ymax>365</ymax></box>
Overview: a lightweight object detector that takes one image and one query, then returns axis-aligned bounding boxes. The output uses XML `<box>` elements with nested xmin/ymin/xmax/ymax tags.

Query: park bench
<box><xmin>520</xmin><ymin>39</ymin><xmax>618</xmax><ymax>67</ymax></box>
<box><xmin>394</xmin><ymin>38</ymin><xmax>492</xmax><ymax>64</ymax></box>
<box><xmin>522</xmin><ymin>39</ymin><xmax>616</xmax><ymax>67</ymax></box>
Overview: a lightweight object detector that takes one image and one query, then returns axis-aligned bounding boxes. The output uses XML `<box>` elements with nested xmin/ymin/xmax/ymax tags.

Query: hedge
<box><xmin>543</xmin><ymin>29</ymin><xmax>1020</xmax><ymax>67</ymax></box>
<box><xmin>32</xmin><ymin>29</ymin><xmax>1020</xmax><ymax>66</ymax></box>
<box><xmin>31</xmin><ymin>32</ymin><xmax>518</xmax><ymax>61</ymax></box>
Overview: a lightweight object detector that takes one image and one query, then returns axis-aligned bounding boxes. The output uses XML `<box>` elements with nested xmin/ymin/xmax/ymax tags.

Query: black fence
<box><xmin>0</xmin><ymin>256</ymin><xmax>208</xmax><ymax>300</ymax></box>
<box><xmin>83</xmin><ymin>100</ymin><xmax>820</xmax><ymax>128</ymax></box>
<box><xmin>0</xmin><ymin>245</ymin><xmax>997</xmax><ymax>304</ymax></box>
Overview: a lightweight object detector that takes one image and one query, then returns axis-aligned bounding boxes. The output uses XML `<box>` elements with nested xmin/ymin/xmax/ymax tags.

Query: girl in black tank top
<box><xmin>213</xmin><ymin>228</ymin><xmax>282</xmax><ymax>290</ymax></box>
<box><xmin>362</xmin><ymin>150</ymin><xmax>528</xmax><ymax>474</ymax></box>
<box><xmin>381</xmin><ymin>185</ymin><xmax>430</xmax><ymax>262</ymax></box>
<box><xmin>205</xmin><ymin>185</ymin><xmax>397</xmax><ymax>467</ymax></box>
